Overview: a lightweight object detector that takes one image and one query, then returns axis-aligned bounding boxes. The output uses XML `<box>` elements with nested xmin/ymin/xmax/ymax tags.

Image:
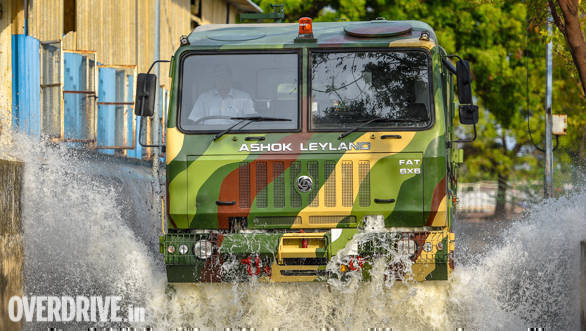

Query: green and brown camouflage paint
<box><xmin>160</xmin><ymin>20</ymin><xmax>461</xmax><ymax>282</ymax></box>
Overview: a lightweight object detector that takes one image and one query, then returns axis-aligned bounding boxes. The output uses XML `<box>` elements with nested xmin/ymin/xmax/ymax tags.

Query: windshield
<box><xmin>310</xmin><ymin>50</ymin><xmax>432</xmax><ymax>130</ymax></box>
<box><xmin>180</xmin><ymin>53</ymin><xmax>299</xmax><ymax>131</ymax></box>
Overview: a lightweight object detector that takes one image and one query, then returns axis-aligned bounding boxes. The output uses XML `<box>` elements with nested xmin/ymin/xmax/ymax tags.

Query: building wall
<box><xmin>12</xmin><ymin>0</ymin><xmax>249</xmax><ymax>88</ymax></box>
<box><xmin>22</xmin><ymin>0</ymin><xmax>187</xmax><ymax>88</ymax></box>
<box><xmin>4</xmin><ymin>0</ymin><xmax>259</xmax><ymax>159</ymax></box>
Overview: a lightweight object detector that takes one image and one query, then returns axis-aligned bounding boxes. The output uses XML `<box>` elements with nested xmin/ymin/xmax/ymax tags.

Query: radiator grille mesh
<box><xmin>324</xmin><ymin>161</ymin><xmax>336</xmax><ymax>207</ymax></box>
<box><xmin>308</xmin><ymin>161</ymin><xmax>319</xmax><ymax>207</ymax></box>
<box><xmin>238</xmin><ymin>162</ymin><xmax>250</xmax><ymax>208</ymax></box>
<box><xmin>236</xmin><ymin>159</ymin><xmax>370</xmax><ymax>210</ymax></box>
<box><xmin>273</xmin><ymin>161</ymin><xmax>285</xmax><ymax>208</ymax></box>
<box><xmin>289</xmin><ymin>161</ymin><xmax>302</xmax><ymax>208</ymax></box>
<box><xmin>253</xmin><ymin>216</ymin><xmax>302</xmax><ymax>226</ymax></box>
<box><xmin>308</xmin><ymin>216</ymin><xmax>357</xmax><ymax>225</ymax></box>
<box><xmin>256</xmin><ymin>162</ymin><xmax>269</xmax><ymax>208</ymax></box>
<box><xmin>256</xmin><ymin>162</ymin><xmax>268</xmax><ymax>208</ymax></box>
<box><xmin>358</xmin><ymin>161</ymin><xmax>371</xmax><ymax>207</ymax></box>
<box><xmin>342</xmin><ymin>161</ymin><xmax>354</xmax><ymax>207</ymax></box>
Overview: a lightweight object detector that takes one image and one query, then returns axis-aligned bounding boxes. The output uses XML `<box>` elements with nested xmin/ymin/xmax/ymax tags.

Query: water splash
<box><xmin>1</xmin><ymin>127</ymin><xmax>584</xmax><ymax>330</ymax></box>
<box><xmin>448</xmin><ymin>189</ymin><xmax>586</xmax><ymax>329</ymax></box>
<box><xmin>0</xmin><ymin>131</ymin><xmax>164</xmax><ymax>329</ymax></box>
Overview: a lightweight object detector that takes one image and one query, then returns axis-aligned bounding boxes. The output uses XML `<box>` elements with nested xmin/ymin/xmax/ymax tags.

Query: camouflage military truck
<box><xmin>135</xmin><ymin>18</ymin><xmax>479</xmax><ymax>283</ymax></box>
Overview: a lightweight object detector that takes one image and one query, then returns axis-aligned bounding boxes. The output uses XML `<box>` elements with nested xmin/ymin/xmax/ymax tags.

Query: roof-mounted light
<box><xmin>295</xmin><ymin>17</ymin><xmax>317</xmax><ymax>42</ymax></box>
<box><xmin>299</xmin><ymin>17</ymin><xmax>313</xmax><ymax>36</ymax></box>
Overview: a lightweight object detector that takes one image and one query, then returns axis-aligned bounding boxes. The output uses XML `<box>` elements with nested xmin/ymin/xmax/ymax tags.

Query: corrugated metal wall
<box><xmin>13</xmin><ymin>0</ymin><xmax>251</xmax><ymax>95</ymax></box>
<box><xmin>23</xmin><ymin>0</ymin><xmax>194</xmax><ymax>88</ymax></box>
<box><xmin>27</xmin><ymin>0</ymin><xmax>63</xmax><ymax>42</ymax></box>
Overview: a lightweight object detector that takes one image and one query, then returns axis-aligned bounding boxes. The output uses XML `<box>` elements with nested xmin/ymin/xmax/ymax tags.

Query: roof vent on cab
<box><xmin>207</xmin><ymin>30</ymin><xmax>266</xmax><ymax>42</ymax></box>
<box><xmin>344</xmin><ymin>20</ymin><xmax>412</xmax><ymax>38</ymax></box>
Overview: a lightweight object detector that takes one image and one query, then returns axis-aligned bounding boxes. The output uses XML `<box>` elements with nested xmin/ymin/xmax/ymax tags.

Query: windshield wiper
<box><xmin>213</xmin><ymin>116</ymin><xmax>291</xmax><ymax>141</ymax></box>
<box><xmin>338</xmin><ymin>118</ymin><xmax>386</xmax><ymax>140</ymax></box>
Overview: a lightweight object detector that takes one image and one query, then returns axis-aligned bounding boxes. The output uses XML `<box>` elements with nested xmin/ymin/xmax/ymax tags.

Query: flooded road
<box><xmin>1</xmin><ymin>132</ymin><xmax>584</xmax><ymax>330</ymax></box>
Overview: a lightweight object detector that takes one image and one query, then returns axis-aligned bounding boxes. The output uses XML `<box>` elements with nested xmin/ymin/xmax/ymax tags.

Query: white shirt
<box><xmin>189</xmin><ymin>88</ymin><xmax>254</xmax><ymax>124</ymax></box>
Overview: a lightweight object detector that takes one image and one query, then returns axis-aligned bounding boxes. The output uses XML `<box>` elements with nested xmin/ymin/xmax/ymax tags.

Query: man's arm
<box><xmin>188</xmin><ymin>93</ymin><xmax>209</xmax><ymax>121</ymax></box>
<box><xmin>238</xmin><ymin>91</ymin><xmax>255</xmax><ymax>115</ymax></box>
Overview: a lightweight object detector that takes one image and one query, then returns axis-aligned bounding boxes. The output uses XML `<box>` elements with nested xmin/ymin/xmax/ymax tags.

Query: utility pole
<box><xmin>544</xmin><ymin>19</ymin><xmax>554</xmax><ymax>198</ymax></box>
<box><xmin>153</xmin><ymin>0</ymin><xmax>162</xmax><ymax>197</ymax></box>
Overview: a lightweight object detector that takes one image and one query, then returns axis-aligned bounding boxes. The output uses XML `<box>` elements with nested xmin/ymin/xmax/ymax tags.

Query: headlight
<box><xmin>178</xmin><ymin>244</ymin><xmax>189</xmax><ymax>255</ymax></box>
<box><xmin>167</xmin><ymin>245</ymin><xmax>176</xmax><ymax>254</ymax></box>
<box><xmin>194</xmin><ymin>240</ymin><xmax>213</xmax><ymax>259</ymax></box>
<box><xmin>396</xmin><ymin>238</ymin><xmax>417</xmax><ymax>257</ymax></box>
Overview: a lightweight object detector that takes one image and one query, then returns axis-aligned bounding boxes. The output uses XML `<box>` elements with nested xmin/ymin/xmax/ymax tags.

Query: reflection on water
<box><xmin>1</xmin><ymin>131</ymin><xmax>584</xmax><ymax>330</ymax></box>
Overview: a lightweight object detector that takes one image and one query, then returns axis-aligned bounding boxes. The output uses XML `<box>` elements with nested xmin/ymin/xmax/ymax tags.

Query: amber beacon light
<box><xmin>298</xmin><ymin>17</ymin><xmax>314</xmax><ymax>38</ymax></box>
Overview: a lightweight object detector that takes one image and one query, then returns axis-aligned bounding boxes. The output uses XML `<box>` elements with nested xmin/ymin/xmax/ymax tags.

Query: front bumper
<box><xmin>160</xmin><ymin>229</ymin><xmax>454</xmax><ymax>283</ymax></box>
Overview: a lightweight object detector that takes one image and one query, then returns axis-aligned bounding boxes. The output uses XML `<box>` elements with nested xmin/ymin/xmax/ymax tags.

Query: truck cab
<box><xmin>136</xmin><ymin>19</ymin><xmax>478</xmax><ymax>283</ymax></box>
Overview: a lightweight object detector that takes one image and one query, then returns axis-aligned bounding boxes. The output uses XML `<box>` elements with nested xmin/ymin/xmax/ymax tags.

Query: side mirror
<box><xmin>135</xmin><ymin>73</ymin><xmax>157</xmax><ymax>117</ymax></box>
<box><xmin>456</xmin><ymin>60</ymin><xmax>473</xmax><ymax>105</ymax></box>
<box><xmin>459</xmin><ymin>105</ymin><xmax>479</xmax><ymax>125</ymax></box>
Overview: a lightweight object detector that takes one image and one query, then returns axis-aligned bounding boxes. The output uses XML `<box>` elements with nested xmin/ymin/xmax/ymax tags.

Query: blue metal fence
<box><xmin>13</xmin><ymin>35</ymin><xmax>149</xmax><ymax>160</ymax></box>
<box><xmin>12</xmin><ymin>35</ymin><xmax>40</xmax><ymax>136</ymax></box>
<box><xmin>63</xmin><ymin>51</ymin><xmax>96</xmax><ymax>143</ymax></box>
<box><xmin>97</xmin><ymin>67</ymin><xmax>116</xmax><ymax>155</ymax></box>
<box><xmin>97</xmin><ymin>66</ymin><xmax>138</xmax><ymax>157</ymax></box>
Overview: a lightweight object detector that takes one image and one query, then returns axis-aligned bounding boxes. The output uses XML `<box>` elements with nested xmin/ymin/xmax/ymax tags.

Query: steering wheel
<box><xmin>192</xmin><ymin>115</ymin><xmax>233</xmax><ymax>125</ymax></box>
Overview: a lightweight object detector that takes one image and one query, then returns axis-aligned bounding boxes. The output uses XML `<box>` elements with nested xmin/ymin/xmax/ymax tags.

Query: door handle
<box><xmin>374</xmin><ymin>198</ymin><xmax>395</xmax><ymax>203</ymax></box>
<box><xmin>216</xmin><ymin>200</ymin><xmax>236</xmax><ymax>206</ymax></box>
<box><xmin>245</xmin><ymin>136</ymin><xmax>265</xmax><ymax>141</ymax></box>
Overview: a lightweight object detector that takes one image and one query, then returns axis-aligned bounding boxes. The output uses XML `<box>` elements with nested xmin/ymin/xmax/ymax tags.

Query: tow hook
<box><xmin>349</xmin><ymin>256</ymin><xmax>365</xmax><ymax>271</ymax></box>
<box><xmin>241</xmin><ymin>256</ymin><xmax>262</xmax><ymax>276</ymax></box>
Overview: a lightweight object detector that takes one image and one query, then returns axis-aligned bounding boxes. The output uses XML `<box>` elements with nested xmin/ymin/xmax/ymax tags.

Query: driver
<box><xmin>188</xmin><ymin>64</ymin><xmax>254</xmax><ymax>124</ymax></box>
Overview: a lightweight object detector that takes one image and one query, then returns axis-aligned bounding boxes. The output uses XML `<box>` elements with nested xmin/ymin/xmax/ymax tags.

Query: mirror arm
<box><xmin>450</xmin><ymin>123</ymin><xmax>477</xmax><ymax>144</ymax></box>
<box><xmin>138</xmin><ymin>115</ymin><xmax>165</xmax><ymax>148</ymax></box>
<box><xmin>136</xmin><ymin>59</ymin><xmax>170</xmax><ymax>149</ymax></box>
<box><xmin>147</xmin><ymin>59</ymin><xmax>171</xmax><ymax>74</ymax></box>
<box><xmin>447</xmin><ymin>54</ymin><xmax>464</xmax><ymax>63</ymax></box>
<box><xmin>448</xmin><ymin>54</ymin><xmax>472</xmax><ymax>79</ymax></box>
<box><xmin>442</xmin><ymin>57</ymin><xmax>456</xmax><ymax>75</ymax></box>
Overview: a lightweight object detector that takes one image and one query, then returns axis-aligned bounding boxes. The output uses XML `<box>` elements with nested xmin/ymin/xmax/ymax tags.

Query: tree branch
<box><xmin>556</xmin><ymin>0</ymin><xmax>586</xmax><ymax>96</ymax></box>
<box><xmin>548</xmin><ymin>0</ymin><xmax>566</xmax><ymax>34</ymax></box>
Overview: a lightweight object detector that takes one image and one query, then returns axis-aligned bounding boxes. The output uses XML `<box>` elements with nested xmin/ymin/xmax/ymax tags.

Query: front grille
<box><xmin>289</xmin><ymin>161</ymin><xmax>302</xmax><ymax>208</ymax></box>
<box><xmin>324</xmin><ymin>161</ymin><xmax>336</xmax><ymax>207</ymax></box>
<box><xmin>308</xmin><ymin>216</ymin><xmax>357</xmax><ymax>225</ymax></box>
<box><xmin>256</xmin><ymin>162</ymin><xmax>268</xmax><ymax>208</ymax></box>
<box><xmin>308</xmin><ymin>161</ymin><xmax>319</xmax><ymax>207</ymax></box>
<box><xmin>237</xmin><ymin>160</ymin><xmax>371</xmax><ymax>209</ymax></box>
<box><xmin>239</xmin><ymin>162</ymin><xmax>250</xmax><ymax>208</ymax></box>
<box><xmin>342</xmin><ymin>161</ymin><xmax>353</xmax><ymax>207</ymax></box>
<box><xmin>280</xmin><ymin>270</ymin><xmax>326</xmax><ymax>276</ymax></box>
<box><xmin>282</xmin><ymin>258</ymin><xmax>329</xmax><ymax>265</ymax></box>
<box><xmin>273</xmin><ymin>161</ymin><xmax>285</xmax><ymax>208</ymax></box>
<box><xmin>253</xmin><ymin>216</ymin><xmax>302</xmax><ymax>227</ymax></box>
<box><xmin>358</xmin><ymin>161</ymin><xmax>371</xmax><ymax>207</ymax></box>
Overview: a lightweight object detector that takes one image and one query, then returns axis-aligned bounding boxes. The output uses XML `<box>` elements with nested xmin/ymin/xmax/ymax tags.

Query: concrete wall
<box><xmin>0</xmin><ymin>159</ymin><xmax>23</xmax><ymax>331</ymax></box>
